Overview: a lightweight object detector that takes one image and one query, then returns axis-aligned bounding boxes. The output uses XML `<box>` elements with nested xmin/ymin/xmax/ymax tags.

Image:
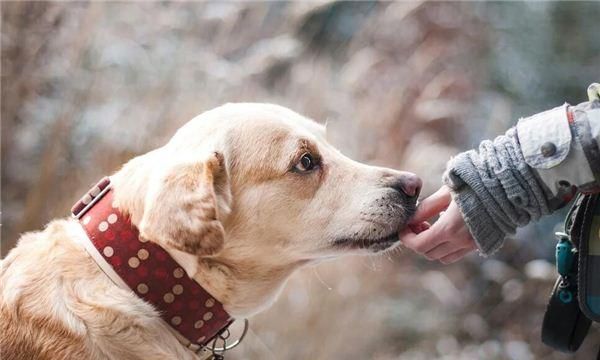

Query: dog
<box><xmin>0</xmin><ymin>103</ymin><xmax>421</xmax><ymax>359</ymax></box>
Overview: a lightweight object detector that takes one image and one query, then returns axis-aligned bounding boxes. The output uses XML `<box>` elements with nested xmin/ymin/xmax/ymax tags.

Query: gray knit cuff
<box><xmin>444</xmin><ymin>155</ymin><xmax>509</xmax><ymax>256</ymax></box>
<box><xmin>450</xmin><ymin>186</ymin><xmax>507</xmax><ymax>256</ymax></box>
<box><xmin>442</xmin><ymin>126</ymin><xmax>552</xmax><ymax>256</ymax></box>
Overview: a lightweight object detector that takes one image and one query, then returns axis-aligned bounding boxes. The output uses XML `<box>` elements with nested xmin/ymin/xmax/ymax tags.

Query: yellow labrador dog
<box><xmin>1</xmin><ymin>103</ymin><xmax>421</xmax><ymax>359</ymax></box>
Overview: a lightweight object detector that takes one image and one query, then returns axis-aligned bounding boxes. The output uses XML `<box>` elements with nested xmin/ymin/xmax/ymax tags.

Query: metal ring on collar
<box><xmin>209</xmin><ymin>318</ymin><xmax>249</xmax><ymax>353</ymax></box>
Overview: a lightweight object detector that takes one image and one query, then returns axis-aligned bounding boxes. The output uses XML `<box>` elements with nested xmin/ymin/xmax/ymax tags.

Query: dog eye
<box><xmin>294</xmin><ymin>153</ymin><xmax>316</xmax><ymax>172</ymax></box>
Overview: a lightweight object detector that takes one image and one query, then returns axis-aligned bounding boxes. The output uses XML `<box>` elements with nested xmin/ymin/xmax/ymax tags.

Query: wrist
<box><xmin>450</xmin><ymin>187</ymin><xmax>507</xmax><ymax>257</ymax></box>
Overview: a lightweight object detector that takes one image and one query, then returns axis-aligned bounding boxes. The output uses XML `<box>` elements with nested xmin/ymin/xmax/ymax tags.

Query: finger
<box><xmin>400</xmin><ymin>222</ymin><xmax>445</xmax><ymax>254</ymax></box>
<box><xmin>424</xmin><ymin>241</ymin><xmax>459</xmax><ymax>260</ymax></box>
<box><xmin>439</xmin><ymin>246</ymin><xmax>476</xmax><ymax>264</ymax></box>
<box><xmin>408</xmin><ymin>221</ymin><xmax>430</xmax><ymax>234</ymax></box>
<box><xmin>410</xmin><ymin>186</ymin><xmax>452</xmax><ymax>223</ymax></box>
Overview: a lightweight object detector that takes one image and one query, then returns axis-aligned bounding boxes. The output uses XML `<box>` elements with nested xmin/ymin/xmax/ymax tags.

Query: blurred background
<box><xmin>2</xmin><ymin>1</ymin><xmax>599</xmax><ymax>359</ymax></box>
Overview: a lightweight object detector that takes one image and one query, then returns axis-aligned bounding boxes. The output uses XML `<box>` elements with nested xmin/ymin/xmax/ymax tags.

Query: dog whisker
<box><xmin>311</xmin><ymin>266</ymin><xmax>332</xmax><ymax>291</ymax></box>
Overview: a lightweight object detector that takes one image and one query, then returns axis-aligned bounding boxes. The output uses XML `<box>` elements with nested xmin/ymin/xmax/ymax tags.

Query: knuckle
<box><xmin>442</xmin><ymin>256</ymin><xmax>456</xmax><ymax>264</ymax></box>
<box><xmin>414</xmin><ymin>243</ymin><xmax>430</xmax><ymax>254</ymax></box>
<box><xmin>424</xmin><ymin>252</ymin><xmax>435</xmax><ymax>260</ymax></box>
<box><xmin>401</xmin><ymin>238</ymin><xmax>417</xmax><ymax>250</ymax></box>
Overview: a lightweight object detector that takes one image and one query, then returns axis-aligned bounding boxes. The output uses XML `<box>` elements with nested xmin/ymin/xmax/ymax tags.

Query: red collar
<box><xmin>71</xmin><ymin>177</ymin><xmax>233</xmax><ymax>350</ymax></box>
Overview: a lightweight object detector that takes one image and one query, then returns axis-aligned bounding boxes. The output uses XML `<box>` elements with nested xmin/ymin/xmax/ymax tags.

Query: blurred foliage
<box><xmin>1</xmin><ymin>1</ymin><xmax>599</xmax><ymax>359</ymax></box>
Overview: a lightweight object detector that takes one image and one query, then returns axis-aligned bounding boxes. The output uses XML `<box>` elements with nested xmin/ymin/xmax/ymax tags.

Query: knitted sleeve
<box><xmin>443</xmin><ymin>128</ymin><xmax>554</xmax><ymax>255</ymax></box>
<box><xmin>443</xmin><ymin>99</ymin><xmax>600</xmax><ymax>256</ymax></box>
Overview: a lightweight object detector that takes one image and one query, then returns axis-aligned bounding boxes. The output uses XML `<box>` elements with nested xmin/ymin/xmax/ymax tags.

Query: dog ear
<box><xmin>139</xmin><ymin>152</ymin><xmax>231</xmax><ymax>256</ymax></box>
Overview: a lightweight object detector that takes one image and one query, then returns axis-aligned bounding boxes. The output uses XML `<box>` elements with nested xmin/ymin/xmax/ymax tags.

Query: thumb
<box><xmin>410</xmin><ymin>186</ymin><xmax>452</xmax><ymax>224</ymax></box>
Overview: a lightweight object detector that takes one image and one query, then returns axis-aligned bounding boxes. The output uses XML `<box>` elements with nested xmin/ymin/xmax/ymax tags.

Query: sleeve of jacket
<box><xmin>443</xmin><ymin>96</ymin><xmax>600</xmax><ymax>256</ymax></box>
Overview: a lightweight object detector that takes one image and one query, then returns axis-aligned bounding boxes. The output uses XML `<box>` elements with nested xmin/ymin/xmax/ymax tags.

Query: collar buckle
<box><xmin>71</xmin><ymin>177</ymin><xmax>112</xmax><ymax>219</ymax></box>
<box><xmin>197</xmin><ymin>319</ymin><xmax>249</xmax><ymax>359</ymax></box>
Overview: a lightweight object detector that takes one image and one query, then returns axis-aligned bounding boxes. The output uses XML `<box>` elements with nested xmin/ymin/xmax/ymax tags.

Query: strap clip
<box><xmin>71</xmin><ymin>177</ymin><xmax>112</xmax><ymax>219</ymax></box>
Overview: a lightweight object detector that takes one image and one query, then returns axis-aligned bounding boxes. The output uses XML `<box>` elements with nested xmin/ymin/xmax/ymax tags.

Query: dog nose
<box><xmin>391</xmin><ymin>173</ymin><xmax>422</xmax><ymax>198</ymax></box>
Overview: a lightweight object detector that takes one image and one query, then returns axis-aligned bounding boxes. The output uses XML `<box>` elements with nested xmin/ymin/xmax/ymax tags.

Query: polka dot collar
<box><xmin>72</xmin><ymin>177</ymin><xmax>233</xmax><ymax>351</ymax></box>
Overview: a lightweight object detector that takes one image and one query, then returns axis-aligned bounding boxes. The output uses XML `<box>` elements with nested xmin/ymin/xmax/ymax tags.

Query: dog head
<box><xmin>112</xmin><ymin>103</ymin><xmax>421</xmax><ymax>317</ymax></box>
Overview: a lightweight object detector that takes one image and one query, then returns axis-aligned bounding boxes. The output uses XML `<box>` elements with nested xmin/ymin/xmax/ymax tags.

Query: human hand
<box><xmin>400</xmin><ymin>186</ymin><xmax>477</xmax><ymax>264</ymax></box>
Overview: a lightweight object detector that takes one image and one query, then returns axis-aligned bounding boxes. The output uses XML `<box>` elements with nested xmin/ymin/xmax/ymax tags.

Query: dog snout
<box><xmin>387</xmin><ymin>172</ymin><xmax>422</xmax><ymax>198</ymax></box>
